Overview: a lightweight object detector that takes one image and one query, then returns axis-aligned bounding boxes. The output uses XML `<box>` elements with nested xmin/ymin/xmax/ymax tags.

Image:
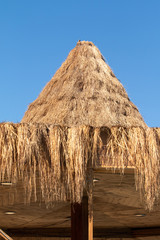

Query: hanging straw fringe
<box><xmin>0</xmin><ymin>123</ymin><xmax>160</xmax><ymax>210</ymax></box>
<box><xmin>99</xmin><ymin>127</ymin><xmax>160</xmax><ymax>210</ymax></box>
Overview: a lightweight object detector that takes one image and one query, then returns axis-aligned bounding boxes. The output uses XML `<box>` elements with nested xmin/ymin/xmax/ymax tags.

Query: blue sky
<box><xmin>0</xmin><ymin>0</ymin><xmax>159</xmax><ymax>127</ymax></box>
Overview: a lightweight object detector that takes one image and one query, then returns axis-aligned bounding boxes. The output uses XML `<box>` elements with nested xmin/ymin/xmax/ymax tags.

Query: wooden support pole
<box><xmin>71</xmin><ymin>189</ymin><xmax>93</xmax><ymax>240</ymax></box>
<box><xmin>88</xmin><ymin>191</ymin><xmax>93</xmax><ymax>240</ymax></box>
<box><xmin>71</xmin><ymin>155</ymin><xmax>93</xmax><ymax>240</ymax></box>
<box><xmin>71</xmin><ymin>202</ymin><xmax>83</xmax><ymax>240</ymax></box>
<box><xmin>71</xmin><ymin>193</ymin><xmax>88</xmax><ymax>240</ymax></box>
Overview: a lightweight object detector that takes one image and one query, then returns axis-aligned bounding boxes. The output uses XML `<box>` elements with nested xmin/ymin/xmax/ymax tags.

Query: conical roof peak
<box><xmin>77</xmin><ymin>40</ymin><xmax>94</xmax><ymax>45</ymax></box>
<box><xmin>68</xmin><ymin>40</ymin><xmax>106</xmax><ymax>62</ymax></box>
<box><xmin>22</xmin><ymin>41</ymin><xmax>146</xmax><ymax>128</ymax></box>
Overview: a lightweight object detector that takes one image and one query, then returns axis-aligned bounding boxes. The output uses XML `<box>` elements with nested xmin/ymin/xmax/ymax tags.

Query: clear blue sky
<box><xmin>0</xmin><ymin>0</ymin><xmax>159</xmax><ymax>127</ymax></box>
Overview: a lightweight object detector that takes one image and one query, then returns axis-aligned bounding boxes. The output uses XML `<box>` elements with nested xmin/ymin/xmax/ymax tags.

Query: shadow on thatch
<box><xmin>0</xmin><ymin>123</ymin><xmax>160</xmax><ymax>210</ymax></box>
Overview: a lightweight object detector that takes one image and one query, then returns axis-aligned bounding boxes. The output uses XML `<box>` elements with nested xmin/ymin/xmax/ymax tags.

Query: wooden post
<box><xmin>71</xmin><ymin>194</ymin><xmax>88</xmax><ymax>240</ymax></box>
<box><xmin>88</xmin><ymin>190</ymin><xmax>93</xmax><ymax>240</ymax></box>
<box><xmin>71</xmin><ymin>190</ymin><xmax>93</xmax><ymax>240</ymax></box>
<box><xmin>71</xmin><ymin>151</ymin><xmax>94</xmax><ymax>240</ymax></box>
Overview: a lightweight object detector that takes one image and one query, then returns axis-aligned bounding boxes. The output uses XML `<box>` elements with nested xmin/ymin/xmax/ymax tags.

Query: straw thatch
<box><xmin>1</xmin><ymin>41</ymin><xmax>158</xmax><ymax>210</ymax></box>
<box><xmin>22</xmin><ymin>41</ymin><xmax>146</xmax><ymax>128</ymax></box>
<box><xmin>0</xmin><ymin>123</ymin><xmax>160</xmax><ymax>210</ymax></box>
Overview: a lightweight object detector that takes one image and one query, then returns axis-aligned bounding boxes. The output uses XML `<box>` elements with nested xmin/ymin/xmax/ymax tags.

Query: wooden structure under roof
<box><xmin>0</xmin><ymin>41</ymin><xmax>160</xmax><ymax>239</ymax></box>
<box><xmin>1</xmin><ymin>167</ymin><xmax>160</xmax><ymax>239</ymax></box>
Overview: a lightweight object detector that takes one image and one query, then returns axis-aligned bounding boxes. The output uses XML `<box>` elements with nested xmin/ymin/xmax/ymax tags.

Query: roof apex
<box><xmin>22</xmin><ymin>41</ymin><xmax>146</xmax><ymax>128</ymax></box>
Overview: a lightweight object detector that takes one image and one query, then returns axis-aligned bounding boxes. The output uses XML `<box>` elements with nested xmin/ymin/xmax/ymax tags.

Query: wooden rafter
<box><xmin>0</xmin><ymin>229</ymin><xmax>13</xmax><ymax>240</ymax></box>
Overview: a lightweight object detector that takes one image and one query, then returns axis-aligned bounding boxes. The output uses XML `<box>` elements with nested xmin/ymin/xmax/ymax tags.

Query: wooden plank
<box><xmin>93</xmin><ymin>167</ymin><xmax>135</xmax><ymax>174</ymax></box>
<box><xmin>6</xmin><ymin>226</ymin><xmax>160</xmax><ymax>238</ymax></box>
<box><xmin>6</xmin><ymin>228</ymin><xmax>71</xmax><ymax>238</ymax></box>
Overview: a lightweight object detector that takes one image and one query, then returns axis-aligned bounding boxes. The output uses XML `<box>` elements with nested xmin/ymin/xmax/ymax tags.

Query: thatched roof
<box><xmin>22</xmin><ymin>41</ymin><xmax>145</xmax><ymax>128</ymax></box>
<box><xmin>1</xmin><ymin>41</ymin><xmax>159</xmax><ymax>211</ymax></box>
<box><xmin>0</xmin><ymin>123</ymin><xmax>160</xmax><ymax>210</ymax></box>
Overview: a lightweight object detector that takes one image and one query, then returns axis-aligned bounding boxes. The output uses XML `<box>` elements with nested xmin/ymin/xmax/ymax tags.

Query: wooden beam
<box><xmin>0</xmin><ymin>229</ymin><xmax>13</xmax><ymax>240</ymax></box>
<box><xmin>93</xmin><ymin>167</ymin><xmax>135</xmax><ymax>174</ymax></box>
<box><xmin>94</xmin><ymin>227</ymin><xmax>160</xmax><ymax>238</ymax></box>
<box><xmin>5</xmin><ymin>226</ymin><xmax>160</xmax><ymax>238</ymax></box>
<box><xmin>6</xmin><ymin>228</ymin><xmax>71</xmax><ymax>238</ymax></box>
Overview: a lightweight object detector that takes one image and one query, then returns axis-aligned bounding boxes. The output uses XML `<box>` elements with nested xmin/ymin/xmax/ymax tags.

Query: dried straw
<box><xmin>21</xmin><ymin>41</ymin><xmax>146</xmax><ymax>128</ymax></box>
<box><xmin>0</xmin><ymin>123</ymin><xmax>160</xmax><ymax>210</ymax></box>
<box><xmin>99</xmin><ymin>127</ymin><xmax>160</xmax><ymax>210</ymax></box>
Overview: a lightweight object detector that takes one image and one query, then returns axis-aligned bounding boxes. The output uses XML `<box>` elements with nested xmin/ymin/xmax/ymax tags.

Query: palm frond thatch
<box><xmin>0</xmin><ymin>123</ymin><xmax>160</xmax><ymax>210</ymax></box>
<box><xmin>21</xmin><ymin>41</ymin><xmax>146</xmax><ymax>128</ymax></box>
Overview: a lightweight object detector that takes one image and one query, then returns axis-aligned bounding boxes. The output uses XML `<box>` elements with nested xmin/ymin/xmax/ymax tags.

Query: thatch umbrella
<box><xmin>22</xmin><ymin>40</ymin><xmax>145</xmax><ymax>128</ymax></box>
<box><xmin>0</xmin><ymin>41</ymin><xmax>159</xmax><ymax>213</ymax></box>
